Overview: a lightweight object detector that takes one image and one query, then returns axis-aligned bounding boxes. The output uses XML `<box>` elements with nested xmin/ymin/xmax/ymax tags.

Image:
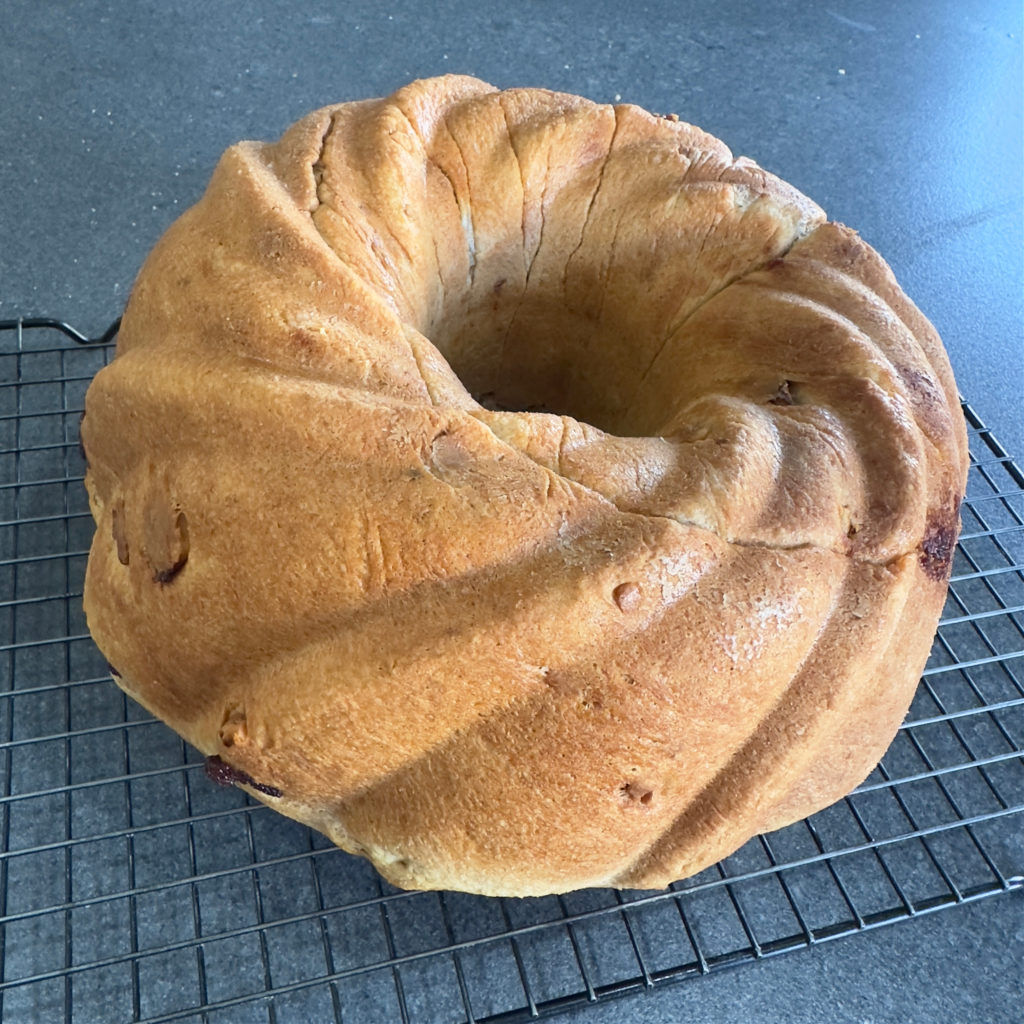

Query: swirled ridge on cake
<box><xmin>81</xmin><ymin>76</ymin><xmax>969</xmax><ymax>896</ymax></box>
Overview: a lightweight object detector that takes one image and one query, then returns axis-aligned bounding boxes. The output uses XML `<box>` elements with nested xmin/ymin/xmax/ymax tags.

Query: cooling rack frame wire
<box><xmin>0</xmin><ymin>316</ymin><xmax>1022</xmax><ymax>1024</ymax></box>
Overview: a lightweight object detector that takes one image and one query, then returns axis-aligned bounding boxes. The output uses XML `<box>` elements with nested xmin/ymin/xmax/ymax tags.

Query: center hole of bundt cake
<box><xmin>428</xmin><ymin>286</ymin><xmax>643</xmax><ymax>435</ymax></box>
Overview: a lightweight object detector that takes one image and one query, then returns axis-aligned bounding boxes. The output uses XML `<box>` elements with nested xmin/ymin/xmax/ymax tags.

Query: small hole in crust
<box><xmin>618</xmin><ymin>781</ymin><xmax>654</xmax><ymax>806</ymax></box>
<box><xmin>768</xmin><ymin>380</ymin><xmax>795</xmax><ymax>406</ymax></box>
<box><xmin>219</xmin><ymin>706</ymin><xmax>249</xmax><ymax>748</ymax></box>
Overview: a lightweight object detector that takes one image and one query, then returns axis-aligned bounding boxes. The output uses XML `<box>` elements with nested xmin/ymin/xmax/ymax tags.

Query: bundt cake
<box><xmin>81</xmin><ymin>75</ymin><xmax>969</xmax><ymax>896</ymax></box>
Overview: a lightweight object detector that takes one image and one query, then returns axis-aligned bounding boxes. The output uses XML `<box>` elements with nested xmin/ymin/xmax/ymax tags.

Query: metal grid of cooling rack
<box><xmin>1</xmin><ymin>317</ymin><xmax>1022</xmax><ymax>1024</ymax></box>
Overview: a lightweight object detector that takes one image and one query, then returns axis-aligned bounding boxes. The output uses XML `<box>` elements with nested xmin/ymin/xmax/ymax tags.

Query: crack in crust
<box><xmin>310</xmin><ymin>112</ymin><xmax>336</xmax><ymax>211</ymax></box>
<box><xmin>633</xmin><ymin>225</ymin><xmax>814</xmax><ymax>396</ymax></box>
<box><xmin>560</xmin><ymin>106</ymin><xmax>620</xmax><ymax>296</ymax></box>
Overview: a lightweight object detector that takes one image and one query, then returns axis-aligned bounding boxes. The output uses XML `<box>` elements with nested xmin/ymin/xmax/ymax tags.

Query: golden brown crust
<box><xmin>82</xmin><ymin>75</ymin><xmax>968</xmax><ymax>896</ymax></box>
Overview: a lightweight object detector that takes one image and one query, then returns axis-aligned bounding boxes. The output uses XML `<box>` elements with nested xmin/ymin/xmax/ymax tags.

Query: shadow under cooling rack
<box><xmin>1</xmin><ymin>318</ymin><xmax>1022</xmax><ymax>1024</ymax></box>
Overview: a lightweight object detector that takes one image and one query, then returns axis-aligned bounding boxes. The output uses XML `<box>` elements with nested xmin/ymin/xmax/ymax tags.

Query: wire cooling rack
<box><xmin>1</xmin><ymin>317</ymin><xmax>1022</xmax><ymax>1024</ymax></box>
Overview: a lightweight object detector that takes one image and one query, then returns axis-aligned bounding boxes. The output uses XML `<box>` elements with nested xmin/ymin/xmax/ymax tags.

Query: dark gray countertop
<box><xmin>2</xmin><ymin>2</ymin><xmax>1021</xmax><ymax>1022</ymax></box>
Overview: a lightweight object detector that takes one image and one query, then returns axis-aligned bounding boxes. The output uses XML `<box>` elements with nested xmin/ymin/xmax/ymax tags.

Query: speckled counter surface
<box><xmin>2</xmin><ymin>2</ymin><xmax>1021</xmax><ymax>1022</ymax></box>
